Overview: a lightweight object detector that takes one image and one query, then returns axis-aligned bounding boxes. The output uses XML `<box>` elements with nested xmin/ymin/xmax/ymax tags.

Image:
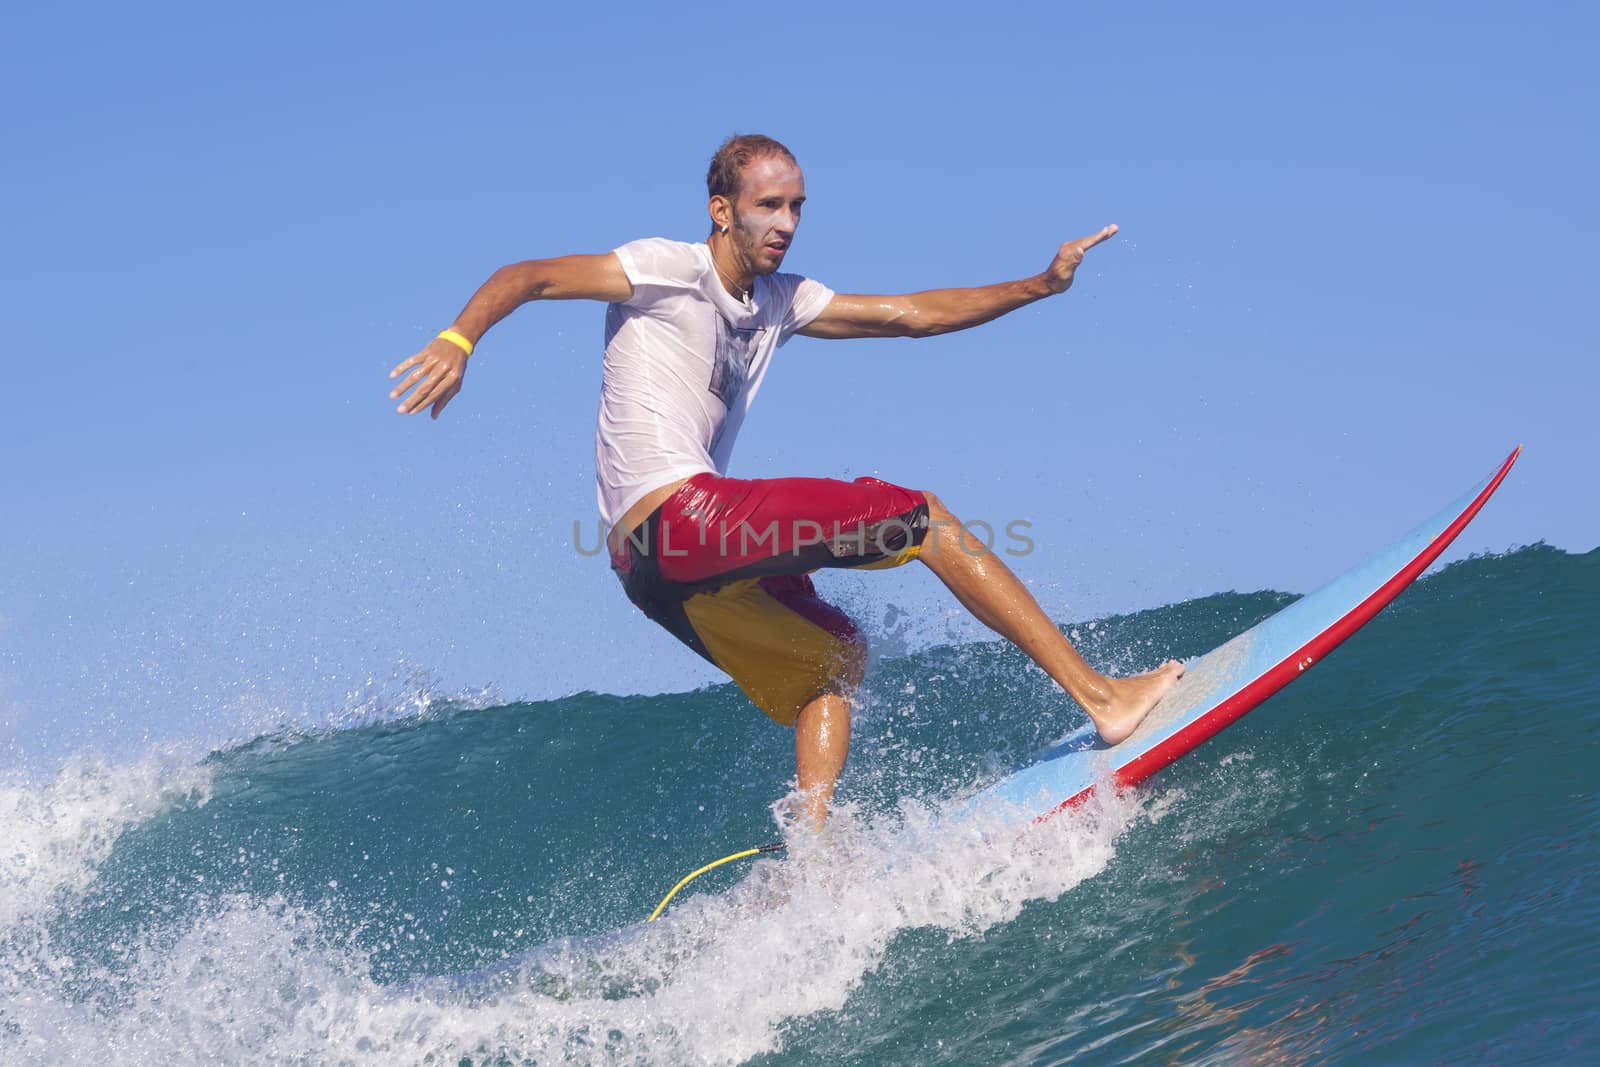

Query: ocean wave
<box><xmin>1</xmin><ymin>543</ymin><xmax>1593</xmax><ymax>1064</ymax></box>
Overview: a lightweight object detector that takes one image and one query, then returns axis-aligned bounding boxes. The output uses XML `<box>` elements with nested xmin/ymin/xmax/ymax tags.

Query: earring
<box><xmin>720</xmin><ymin>225</ymin><xmax>729</xmax><ymax>234</ymax></box>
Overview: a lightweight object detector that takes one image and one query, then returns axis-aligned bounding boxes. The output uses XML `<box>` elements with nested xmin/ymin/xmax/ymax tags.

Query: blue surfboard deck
<box><xmin>966</xmin><ymin>448</ymin><xmax>1521</xmax><ymax>822</ymax></box>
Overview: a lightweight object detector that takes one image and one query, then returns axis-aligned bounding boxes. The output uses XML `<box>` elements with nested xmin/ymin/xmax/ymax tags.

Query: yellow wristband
<box><xmin>436</xmin><ymin>329</ymin><xmax>474</xmax><ymax>357</ymax></box>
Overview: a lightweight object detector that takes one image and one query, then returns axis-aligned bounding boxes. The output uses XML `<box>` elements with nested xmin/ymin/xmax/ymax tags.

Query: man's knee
<box><xmin>920</xmin><ymin>491</ymin><xmax>966</xmax><ymax>547</ymax></box>
<box><xmin>917</xmin><ymin>491</ymin><xmax>994</xmax><ymax>561</ymax></box>
<box><xmin>921</xmin><ymin>490</ymin><xmax>951</xmax><ymax>523</ymax></box>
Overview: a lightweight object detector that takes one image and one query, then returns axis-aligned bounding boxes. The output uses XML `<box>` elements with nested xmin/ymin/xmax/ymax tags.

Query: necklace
<box><xmin>709</xmin><ymin>249</ymin><xmax>750</xmax><ymax>304</ymax></box>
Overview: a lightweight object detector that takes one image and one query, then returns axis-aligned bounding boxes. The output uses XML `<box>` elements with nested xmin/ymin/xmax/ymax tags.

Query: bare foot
<box><xmin>1087</xmin><ymin>660</ymin><xmax>1185</xmax><ymax>745</ymax></box>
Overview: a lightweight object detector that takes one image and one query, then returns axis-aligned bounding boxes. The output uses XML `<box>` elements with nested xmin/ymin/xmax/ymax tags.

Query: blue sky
<box><xmin>3</xmin><ymin>1</ymin><xmax>1596</xmax><ymax>763</ymax></box>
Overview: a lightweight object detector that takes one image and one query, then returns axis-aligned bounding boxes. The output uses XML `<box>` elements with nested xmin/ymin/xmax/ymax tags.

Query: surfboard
<box><xmin>967</xmin><ymin>447</ymin><xmax>1522</xmax><ymax>821</ymax></box>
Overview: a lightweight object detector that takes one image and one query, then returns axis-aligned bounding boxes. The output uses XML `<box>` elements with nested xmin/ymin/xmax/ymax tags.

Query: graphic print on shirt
<box><xmin>709</xmin><ymin>316</ymin><xmax>765</xmax><ymax>408</ymax></box>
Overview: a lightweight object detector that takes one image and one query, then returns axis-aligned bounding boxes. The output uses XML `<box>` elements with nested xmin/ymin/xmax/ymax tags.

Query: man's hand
<box><xmin>389</xmin><ymin>338</ymin><xmax>468</xmax><ymax>419</ymax></box>
<box><xmin>1044</xmin><ymin>224</ymin><xmax>1119</xmax><ymax>295</ymax></box>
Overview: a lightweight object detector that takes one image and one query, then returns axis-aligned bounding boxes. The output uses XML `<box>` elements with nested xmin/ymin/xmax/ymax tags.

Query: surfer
<box><xmin>388</xmin><ymin>134</ymin><xmax>1183</xmax><ymax>823</ymax></box>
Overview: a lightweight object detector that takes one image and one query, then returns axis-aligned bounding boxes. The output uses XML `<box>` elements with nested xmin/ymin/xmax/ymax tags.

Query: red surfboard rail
<box><xmin>1032</xmin><ymin>446</ymin><xmax>1522</xmax><ymax>820</ymax></box>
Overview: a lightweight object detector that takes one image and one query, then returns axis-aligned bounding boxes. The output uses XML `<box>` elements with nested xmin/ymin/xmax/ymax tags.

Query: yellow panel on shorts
<box><xmin>852</xmin><ymin>542</ymin><xmax>922</xmax><ymax>571</ymax></box>
<box><xmin>682</xmin><ymin>578</ymin><xmax>853</xmax><ymax>727</ymax></box>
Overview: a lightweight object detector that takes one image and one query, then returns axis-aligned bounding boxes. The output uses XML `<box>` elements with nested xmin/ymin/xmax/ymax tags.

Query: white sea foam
<box><xmin>228</xmin><ymin>663</ymin><xmax>505</xmax><ymax>745</ymax></box>
<box><xmin>0</xmin><ymin>781</ymin><xmax>1146</xmax><ymax>1065</ymax></box>
<box><xmin>0</xmin><ymin>749</ymin><xmax>213</xmax><ymax>930</ymax></box>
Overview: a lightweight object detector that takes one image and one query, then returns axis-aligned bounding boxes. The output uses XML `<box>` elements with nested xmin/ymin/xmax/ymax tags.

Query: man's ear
<box><xmin>708</xmin><ymin>195</ymin><xmax>733</xmax><ymax>233</ymax></box>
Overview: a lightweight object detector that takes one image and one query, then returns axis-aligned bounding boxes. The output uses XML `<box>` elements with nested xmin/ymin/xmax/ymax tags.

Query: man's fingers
<box><xmin>399</xmin><ymin>371</ymin><xmax>441</xmax><ymax>414</ymax></box>
<box><xmin>429</xmin><ymin>377</ymin><xmax>462</xmax><ymax>419</ymax></box>
<box><xmin>1070</xmin><ymin>223</ymin><xmax>1119</xmax><ymax>253</ymax></box>
<box><xmin>390</xmin><ymin>344</ymin><xmax>464</xmax><ymax>415</ymax></box>
<box><xmin>389</xmin><ymin>365</ymin><xmax>429</xmax><ymax>402</ymax></box>
<box><xmin>406</xmin><ymin>367</ymin><xmax>462</xmax><ymax>415</ymax></box>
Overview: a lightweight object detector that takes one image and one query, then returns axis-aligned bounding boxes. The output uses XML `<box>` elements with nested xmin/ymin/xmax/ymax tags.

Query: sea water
<box><xmin>2</xmin><ymin>545</ymin><xmax>1595</xmax><ymax>1064</ymax></box>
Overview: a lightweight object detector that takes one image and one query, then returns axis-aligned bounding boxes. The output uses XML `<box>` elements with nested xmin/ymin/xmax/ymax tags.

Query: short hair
<box><xmin>706</xmin><ymin>134</ymin><xmax>798</xmax><ymax>201</ymax></box>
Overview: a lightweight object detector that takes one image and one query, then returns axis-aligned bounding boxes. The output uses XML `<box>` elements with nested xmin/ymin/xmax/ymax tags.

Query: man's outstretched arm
<box><xmin>389</xmin><ymin>253</ymin><xmax>632</xmax><ymax>418</ymax></box>
<box><xmin>798</xmin><ymin>224</ymin><xmax>1117</xmax><ymax>341</ymax></box>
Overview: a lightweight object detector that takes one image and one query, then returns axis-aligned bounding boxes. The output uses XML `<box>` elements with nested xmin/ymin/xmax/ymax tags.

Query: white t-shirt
<box><xmin>595</xmin><ymin>238</ymin><xmax>835</xmax><ymax>531</ymax></box>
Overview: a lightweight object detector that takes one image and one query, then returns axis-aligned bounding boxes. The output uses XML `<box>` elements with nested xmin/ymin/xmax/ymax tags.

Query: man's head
<box><xmin>706</xmin><ymin>134</ymin><xmax>805</xmax><ymax>277</ymax></box>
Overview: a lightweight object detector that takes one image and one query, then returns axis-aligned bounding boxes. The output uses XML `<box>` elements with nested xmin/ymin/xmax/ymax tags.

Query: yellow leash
<box><xmin>647</xmin><ymin>842</ymin><xmax>787</xmax><ymax>922</ymax></box>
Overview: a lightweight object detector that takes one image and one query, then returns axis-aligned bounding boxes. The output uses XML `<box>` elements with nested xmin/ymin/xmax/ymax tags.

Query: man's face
<box><xmin>730</xmin><ymin>156</ymin><xmax>806</xmax><ymax>275</ymax></box>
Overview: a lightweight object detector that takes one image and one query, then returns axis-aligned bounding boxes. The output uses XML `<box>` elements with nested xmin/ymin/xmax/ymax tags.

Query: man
<box><xmin>388</xmin><ymin>134</ymin><xmax>1183</xmax><ymax>824</ymax></box>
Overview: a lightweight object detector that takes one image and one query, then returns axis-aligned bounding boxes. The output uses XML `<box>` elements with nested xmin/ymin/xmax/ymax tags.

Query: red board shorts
<box><xmin>611</xmin><ymin>472</ymin><xmax>930</xmax><ymax>726</ymax></box>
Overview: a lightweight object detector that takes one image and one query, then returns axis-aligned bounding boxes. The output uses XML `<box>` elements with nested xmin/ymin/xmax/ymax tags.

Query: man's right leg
<box><xmin>792</xmin><ymin>634</ymin><xmax>866</xmax><ymax>827</ymax></box>
<box><xmin>616</xmin><ymin>474</ymin><xmax>919</xmax><ymax>825</ymax></box>
<box><xmin>916</xmin><ymin>492</ymin><xmax>1183</xmax><ymax>744</ymax></box>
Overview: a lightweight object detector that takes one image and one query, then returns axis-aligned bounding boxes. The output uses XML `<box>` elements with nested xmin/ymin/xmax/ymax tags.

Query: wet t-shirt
<box><xmin>595</xmin><ymin>237</ymin><xmax>834</xmax><ymax>530</ymax></box>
